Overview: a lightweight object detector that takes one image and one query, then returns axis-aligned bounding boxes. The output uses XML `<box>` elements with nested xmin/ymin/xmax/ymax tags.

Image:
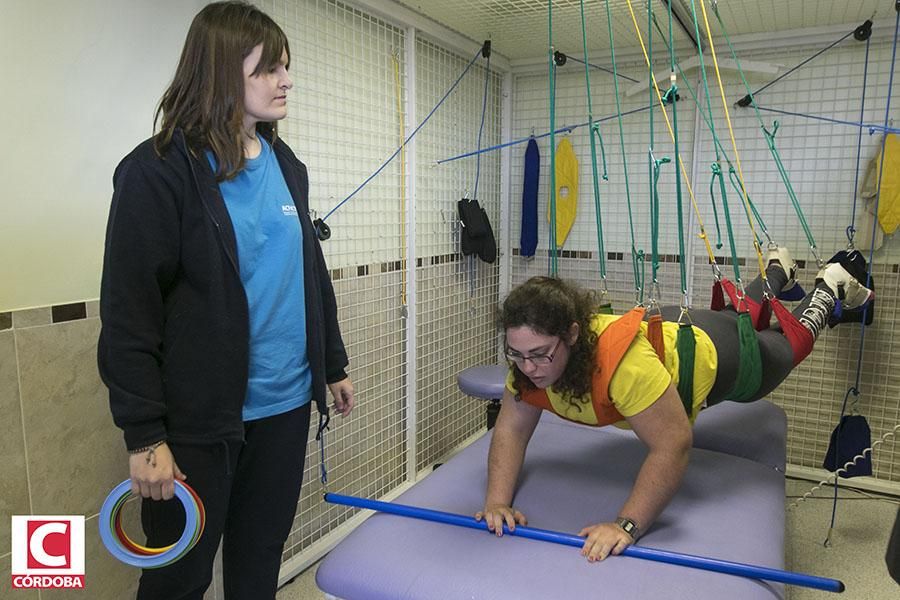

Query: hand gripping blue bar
<box><xmin>325</xmin><ymin>493</ymin><xmax>844</xmax><ymax>593</ymax></box>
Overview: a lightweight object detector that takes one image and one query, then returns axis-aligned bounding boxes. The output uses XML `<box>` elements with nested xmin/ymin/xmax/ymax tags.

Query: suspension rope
<box><xmin>710</xmin><ymin>3</ymin><xmax>821</xmax><ymax>268</ymax></box>
<box><xmin>321</xmin><ymin>47</ymin><xmax>483</xmax><ymax>224</ymax></box>
<box><xmin>751</xmin><ymin>106</ymin><xmax>900</xmax><ymax>135</ymax></box>
<box><xmin>646</xmin><ymin>0</ymin><xmax>659</xmax><ymax>302</ymax></box>
<box><xmin>472</xmin><ymin>47</ymin><xmax>492</xmax><ymax>201</ymax></box>
<box><xmin>604</xmin><ymin>0</ymin><xmax>645</xmax><ymax>301</ymax></box>
<box><xmin>548</xmin><ymin>0</ymin><xmax>559</xmax><ymax>276</ymax></box>
<box><xmin>735</xmin><ymin>29</ymin><xmax>857</xmax><ymax>107</ymax></box>
<box><xmin>648</xmin><ymin>10</ymin><xmax>750</xmax><ymax>268</ymax></box>
<box><xmin>697</xmin><ymin>0</ymin><xmax>767</xmax><ymax>283</ymax></box>
<box><xmin>579</xmin><ymin>0</ymin><xmax>609</xmax><ymax>290</ymax></box>
<box><xmin>649</xmin><ymin>9</ymin><xmax>775</xmax><ymax>257</ymax></box>
<box><xmin>392</xmin><ymin>51</ymin><xmax>408</xmax><ymax>306</ymax></box>
<box><xmin>848</xmin><ymin>34</ymin><xmax>872</xmax><ymax>246</ymax></box>
<box><xmin>565</xmin><ymin>54</ymin><xmax>641</xmax><ymax>83</ymax></box>
<box><xmin>826</xmin><ymin>6</ymin><xmax>900</xmax><ymax>548</ymax></box>
<box><xmin>663</xmin><ymin>0</ymin><xmax>689</xmax><ymax>300</ymax></box>
<box><xmin>725</xmin><ymin>169</ymin><xmax>770</xmax><ymax>247</ymax></box>
<box><xmin>624</xmin><ymin>0</ymin><xmax>708</xmax><ymax>292</ymax></box>
<box><xmin>683</xmin><ymin>0</ymin><xmax>743</xmax><ymax>284</ymax></box>
<box><xmin>436</xmin><ymin>105</ymin><xmax>653</xmax><ymax>165</ymax></box>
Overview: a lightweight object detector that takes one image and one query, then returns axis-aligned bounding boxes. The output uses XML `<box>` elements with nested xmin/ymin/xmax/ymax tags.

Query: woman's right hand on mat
<box><xmin>475</xmin><ymin>504</ymin><xmax>527</xmax><ymax>536</ymax></box>
<box><xmin>129</xmin><ymin>443</ymin><xmax>186</xmax><ymax>501</ymax></box>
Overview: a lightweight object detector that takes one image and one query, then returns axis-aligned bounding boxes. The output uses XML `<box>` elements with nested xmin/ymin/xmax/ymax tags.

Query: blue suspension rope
<box><xmin>436</xmin><ymin>104</ymin><xmax>654</xmax><ymax>165</ymax></box>
<box><xmin>847</xmin><ymin>35</ymin><xmax>872</xmax><ymax>245</ymax></box>
<box><xmin>320</xmin><ymin>47</ymin><xmax>483</xmax><ymax>224</ymax></box>
<box><xmin>472</xmin><ymin>49</ymin><xmax>492</xmax><ymax>200</ymax></box>
<box><xmin>826</xmin><ymin>6</ymin><xmax>900</xmax><ymax>547</ymax></box>
<box><xmin>751</xmin><ymin>106</ymin><xmax>900</xmax><ymax>135</ymax></box>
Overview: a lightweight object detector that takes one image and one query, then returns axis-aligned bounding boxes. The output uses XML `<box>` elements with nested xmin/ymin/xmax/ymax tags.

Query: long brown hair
<box><xmin>499</xmin><ymin>277</ymin><xmax>599</xmax><ymax>399</ymax></box>
<box><xmin>154</xmin><ymin>1</ymin><xmax>290</xmax><ymax>180</ymax></box>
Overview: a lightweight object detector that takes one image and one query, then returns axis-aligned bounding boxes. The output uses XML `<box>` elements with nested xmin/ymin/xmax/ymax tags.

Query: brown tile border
<box><xmin>51</xmin><ymin>302</ymin><xmax>87</xmax><ymax>323</ymax></box>
<box><xmin>8</xmin><ymin>302</ymin><xmax>95</xmax><ymax>330</ymax></box>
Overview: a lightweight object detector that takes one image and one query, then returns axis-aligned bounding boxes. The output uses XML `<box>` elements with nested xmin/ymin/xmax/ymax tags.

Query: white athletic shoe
<box><xmin>816</xmin><ymin>262</ymin><xmax>874</xmax><ymax>310</ymax></box>
<box><xmin>766</xmin><ymin>245</ymin><xmax>801</xmax><ymax>299</ymax></box>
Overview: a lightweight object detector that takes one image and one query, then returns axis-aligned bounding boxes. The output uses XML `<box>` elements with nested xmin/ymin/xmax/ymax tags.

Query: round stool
<box><xmin>457</xmin><ymin>365</ymin><xmax>507</xmax><ymax>430</ymax></box>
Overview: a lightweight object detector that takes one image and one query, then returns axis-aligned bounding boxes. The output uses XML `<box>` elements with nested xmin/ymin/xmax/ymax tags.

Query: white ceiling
<box><xmin>394</xmin><ymin>0</ymin><xmax>889</xmax><ymax>62</ymax></box>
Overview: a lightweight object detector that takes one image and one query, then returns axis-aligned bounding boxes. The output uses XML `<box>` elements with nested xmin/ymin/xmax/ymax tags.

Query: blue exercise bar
<box><xmin>325</xmin><ymin>493</ymin><xmax>845</xmax><ymax>593</ymax></box>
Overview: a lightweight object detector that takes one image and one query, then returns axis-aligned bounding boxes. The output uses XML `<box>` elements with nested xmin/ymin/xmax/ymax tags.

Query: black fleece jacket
<box><xmin>98</xmin><ymin>131</ymin><xmax>348</xmax><ymax>450</ymax></box>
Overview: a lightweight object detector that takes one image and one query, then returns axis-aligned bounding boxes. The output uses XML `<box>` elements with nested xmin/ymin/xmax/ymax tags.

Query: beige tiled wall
<box><xmin>1</xmin><ymin>309</ymin><xmax>139</xmax><ymax>600</ymax></box>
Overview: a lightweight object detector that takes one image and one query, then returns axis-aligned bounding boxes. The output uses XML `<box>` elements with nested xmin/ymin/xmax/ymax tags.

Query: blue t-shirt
<box><xmin>211</xmin><ymin>137</ymin><xmax>311</xmax><ymax>420</ymax></box>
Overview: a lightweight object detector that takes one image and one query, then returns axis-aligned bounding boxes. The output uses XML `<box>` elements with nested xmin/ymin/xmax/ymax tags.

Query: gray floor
<box><xmin>276</xmin><ymin>478</ymin><xmax>900</xmax><ymax>599</ymax></box>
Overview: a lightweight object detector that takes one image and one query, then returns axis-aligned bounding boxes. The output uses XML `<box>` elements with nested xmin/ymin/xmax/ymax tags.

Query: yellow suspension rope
<box><xmin>623</xmin><ymin>0</ymin><xmax>717</xmax><ymax>268</ymax></box>
<box><xmin>698</xmin><ymin>1</ymin><xmax>766</xmax><ymax>282</ymax></box>
<box><xmin>392</xmin><ymin>51</ymin><xmax>408</xmax><ymax>306</ymax></box>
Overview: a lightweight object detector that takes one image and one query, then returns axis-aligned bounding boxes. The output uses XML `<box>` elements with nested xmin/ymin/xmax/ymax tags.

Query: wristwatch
<box><xmin>615</xmin><ymin>517</ymin><xmax>640</xmax><ymax>539</ymax></box>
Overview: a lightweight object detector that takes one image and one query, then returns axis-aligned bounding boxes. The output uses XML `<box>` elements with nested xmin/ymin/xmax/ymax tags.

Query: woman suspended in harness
<box><xmin>476</xmin><ymin>247</ymin><xmax>873</xmax><ymax>563</ymax></box>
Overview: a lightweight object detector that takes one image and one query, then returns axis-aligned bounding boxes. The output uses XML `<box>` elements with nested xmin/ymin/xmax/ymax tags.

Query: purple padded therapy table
<box><xmin>317</xmin><ymin>400</ymin><xmax>788</xmax><ymax>600</ymax></box>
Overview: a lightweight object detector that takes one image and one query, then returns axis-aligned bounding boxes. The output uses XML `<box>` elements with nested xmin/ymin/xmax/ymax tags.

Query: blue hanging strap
<box><xmin>848</xmin><ymin>34</ymin><xmax>872</xmax><ymax>247</ymax></box>
<box><xmin>473</xmin><ymin>43</ymin><xmax>492</xmax><ymax>201</ymax></box>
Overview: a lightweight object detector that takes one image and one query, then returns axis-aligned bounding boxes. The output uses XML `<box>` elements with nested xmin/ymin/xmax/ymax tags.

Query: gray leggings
<box><xmin>657</xmin><ymin>305</ymin><xmax>794</xmax><ymax>404</ymax></box>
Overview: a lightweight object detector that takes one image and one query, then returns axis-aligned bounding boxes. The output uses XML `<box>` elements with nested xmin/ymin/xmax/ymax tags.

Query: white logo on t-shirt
<box><xmin>282</xmin><ymin>204</ymin><xmax>298</xmax><ymax>216</ymax></box>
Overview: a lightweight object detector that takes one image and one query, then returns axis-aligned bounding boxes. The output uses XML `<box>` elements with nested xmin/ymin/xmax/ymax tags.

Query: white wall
<box><xmin>0</xmin><ymin>0</ymin><xmax>205</xmax><ymax>311</ymax></box>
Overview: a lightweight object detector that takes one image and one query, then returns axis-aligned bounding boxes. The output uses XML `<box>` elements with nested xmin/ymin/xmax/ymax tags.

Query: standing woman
<box><xmin>98</xmin><ymin>2</ymin><xmax>354</xmax><ymax>598</ymax></box>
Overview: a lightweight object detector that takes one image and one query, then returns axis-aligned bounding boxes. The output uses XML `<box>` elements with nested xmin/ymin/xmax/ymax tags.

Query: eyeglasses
<box><xmin>505</xmin><ymin>338</ymin><xmax>562</xmax><ymax>366</ymax></box>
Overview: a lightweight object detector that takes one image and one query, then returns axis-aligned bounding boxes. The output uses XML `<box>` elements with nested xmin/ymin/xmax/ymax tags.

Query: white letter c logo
<box><xmin>30</xmin><ymin>522</ymin><xmax>68</xmax><ymax>567</ymax></box>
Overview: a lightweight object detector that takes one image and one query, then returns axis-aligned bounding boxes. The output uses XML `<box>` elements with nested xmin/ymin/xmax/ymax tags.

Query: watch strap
<box><xmin>615</xmin><ymin>516</ymin><xmax>640</xmax><ymax>539</ymax></box>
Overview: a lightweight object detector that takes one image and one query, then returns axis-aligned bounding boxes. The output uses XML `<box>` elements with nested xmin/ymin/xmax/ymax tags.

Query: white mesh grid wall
<box><xmin>270</xmin><ymin>0</ymin><xmax>407</xmax><ymax>269</ymax></box>
<box><xmin>414</xmin><ymin>37</ymin><xmax>503</xmax><ymax>471</ymax></box>
<box><xmin>510</xmin><ymin>51</ymin><xmax>699</xmax><ymax>308</ymax></box>
<box><xmin>257</xmin><ymin>0</ymin><xmax>411</xmax><ymax>563</ymax></box>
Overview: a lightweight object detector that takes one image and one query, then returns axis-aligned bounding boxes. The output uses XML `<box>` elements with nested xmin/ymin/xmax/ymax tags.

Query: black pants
<box><xmin>137</xmin><ymin>402</ymin><xmax>312</xmax><ymax>600</ymax></box>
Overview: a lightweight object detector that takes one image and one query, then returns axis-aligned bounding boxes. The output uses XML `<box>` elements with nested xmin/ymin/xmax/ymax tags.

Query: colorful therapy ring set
<box><xmin>99</xmin><ymin>479</ymin><xmax>205</xmax><ymax>568</ymax></box>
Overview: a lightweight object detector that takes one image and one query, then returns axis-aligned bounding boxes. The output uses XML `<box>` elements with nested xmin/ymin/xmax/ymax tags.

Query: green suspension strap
<box><xmin>676</xmin><ymin>323</ymin><xmax>697</xmax><ymax>414</ymax></box>
<box><xmin>579</xmin><ymin>0</ymin><xmax>612</xmax><ymax>311</ymax></box>
<box><xmin>650</xmin><ymin>155</ymin><xmax>670</xmax><ymax>297</ymax></box>
<box><xmin>547</xmin><ymin>0</ymin><xmax>559</xmax><ymax>276</ymax></box>
<box><xmin>727</xmin><ymin>313</ymin><xmax>764</xmax><ymax>402</ymax></box>
<box><xmin>726</xmin><ymin>168</ymin><xmax>773</xmax><ymax>248</ymax></box>
<box><xmin>604</xmin><ymin>0</ymin><xmax>645</xmax><ymax>306</ymax></box>
<box><xmin>711</xmin><ymin>2</ymin><xmax>823</xmax><ymax>269</ymax></box>
<box><xmin>708</xmin><ymin>165</ymin><xmax>725</xmax><ymax>249</ymax></box>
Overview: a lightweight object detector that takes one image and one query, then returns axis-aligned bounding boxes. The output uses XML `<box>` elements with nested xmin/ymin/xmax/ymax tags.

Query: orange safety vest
<box><xmin>519</xmin><ymin>307</ymin><xmax>646</xmax><ymax>427</ymax></box>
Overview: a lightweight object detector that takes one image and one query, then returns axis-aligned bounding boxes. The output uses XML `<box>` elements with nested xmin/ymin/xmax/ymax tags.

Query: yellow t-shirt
<box><xmin>506</xmin><ymin>314</ymin><xmax>718</xmax><ymax>427</ymax></box>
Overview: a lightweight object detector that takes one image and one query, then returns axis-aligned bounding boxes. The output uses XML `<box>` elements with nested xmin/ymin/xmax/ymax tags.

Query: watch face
<box><xmin>616</xmin><ymin>518</ymin><xmax>637</xmax><ymax>536</ymax></box>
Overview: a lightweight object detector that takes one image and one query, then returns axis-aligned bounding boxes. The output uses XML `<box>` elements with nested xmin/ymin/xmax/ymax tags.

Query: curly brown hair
<box><xmin>499</xmin><ymin>277</ymin><xmax>600</xmax><ymax>401</ymax></box>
